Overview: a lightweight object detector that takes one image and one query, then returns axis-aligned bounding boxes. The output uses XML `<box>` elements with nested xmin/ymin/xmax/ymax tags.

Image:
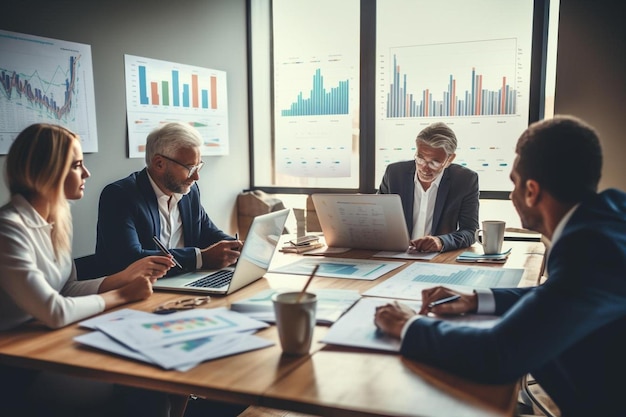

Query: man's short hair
<box><xmin>416</xmin><ymin>122</ymin><xmax>457</xmax><ymax>155</ymax></box>
<box><xmin>515</xmin><ymin>115</ymin><xmax>602</xmax><ymax>203</ymax></box>
<box><xmin>145</xmin><ymin>122</ymin><xmax>202</xmax><ymax>166</ymax></box>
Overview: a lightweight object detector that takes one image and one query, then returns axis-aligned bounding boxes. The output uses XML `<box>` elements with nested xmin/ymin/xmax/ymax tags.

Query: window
<box><xmin>249</xmin><ymin>0</ymin><xmax>556</xmax><ymax>197</ymax></box>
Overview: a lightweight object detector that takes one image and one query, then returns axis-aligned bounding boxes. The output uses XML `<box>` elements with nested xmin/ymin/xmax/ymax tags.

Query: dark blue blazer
<box><xmin>378</xmin><ymin>161</ymin><xmax>479</xmax><ymax>251</ymax></box>
<box><xmin>400</xmin><ymin>189</ymin><xmax>626</xmax><ymax>416</ymax></box>
<box><xmin>95</xmin><ymin>169</ymin><xmax>231</xmax><ymax>275</ymax></box>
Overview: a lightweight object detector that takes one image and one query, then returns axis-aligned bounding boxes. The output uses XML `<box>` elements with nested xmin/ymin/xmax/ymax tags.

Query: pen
<box><xmin>427</xmin><ymin>294</ymin><xmax>461</xmax><ymax>309</ymax></box>
<box><xmin>152</xmin><ymin>235</ymin><xmax>183</xmax><ymax>269</ymax></box>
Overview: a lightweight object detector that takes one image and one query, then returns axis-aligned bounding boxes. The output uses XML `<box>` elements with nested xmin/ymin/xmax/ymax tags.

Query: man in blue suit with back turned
<box><xmin>378</xmin><ymin>122</ymin><xmax>479</xmax><ymax>252</ymax></box>
<box><xmin>375</xmin><ymin>115</ymin><xmax>626</xmax><ymax>416</ymax></box>
<box><xmin>95</xmin><ymin>122</ymin><xmax>242</xmax><ymax>276</ymax></box>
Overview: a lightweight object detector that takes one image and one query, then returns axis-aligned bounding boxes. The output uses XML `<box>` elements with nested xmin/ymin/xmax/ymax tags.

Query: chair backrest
<box><xmin>74</xmin><ymin>254</ymin><xmax>102</xmax><ymax>281</ymax></box>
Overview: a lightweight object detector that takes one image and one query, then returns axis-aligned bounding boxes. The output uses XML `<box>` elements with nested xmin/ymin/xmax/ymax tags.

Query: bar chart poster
<box><xmin>375</xmin><ymin>0</ymin><xmax>534</xmax><ymax>191</ymax></box>
<box><xmin>0</xmin><ymin>29</ymin><xmax>98</xmax><ymax>154</ymax></box>
<box><xmin>272</xmin><ymin>0</ymin><xmax>360</xmax><ymax>186</ymax></box>
<box><xmin>124</xmin><ymin>54</ymin><xmax>229</xmax><ymax>158</ymax></box>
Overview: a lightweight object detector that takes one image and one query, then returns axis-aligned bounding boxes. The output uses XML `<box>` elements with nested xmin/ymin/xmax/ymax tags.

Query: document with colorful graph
<box><xmin>95</xmin><ymin>307</ymin><xmax>268</xmax><ymax>350</ymax></box>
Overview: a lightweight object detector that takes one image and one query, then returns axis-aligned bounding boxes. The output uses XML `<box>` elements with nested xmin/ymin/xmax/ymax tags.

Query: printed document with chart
<box><xmin>363</xmin><ymin>262</ymin><xmax>524</xmax><ymax>300</ymax></box>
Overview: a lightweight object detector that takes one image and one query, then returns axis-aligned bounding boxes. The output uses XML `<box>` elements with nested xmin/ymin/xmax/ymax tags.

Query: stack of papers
<box><xmin>75</xmin><ymin>308</ymin><xmax>272</xmax><ymax>371</ymax></box>
<box><xmin>456</xmin><ymin>248</ymin><xmax>512</xmax><ymax>264</ymax></box>
<box><xmin>279</xmin><ymin>235</ymin><xmax>325</xmax><ymax>253</ymax></box>
<box><xmin>230</xmin><ymin>288</ymin><xmax>361</xmax><ymax>325</ymax></box>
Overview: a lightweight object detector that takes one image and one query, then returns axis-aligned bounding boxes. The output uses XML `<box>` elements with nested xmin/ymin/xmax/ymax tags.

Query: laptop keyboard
<box><xmin>186</xmin><ymin>270</ymin><xmax>234</xmax><ymax>288</ymax></box>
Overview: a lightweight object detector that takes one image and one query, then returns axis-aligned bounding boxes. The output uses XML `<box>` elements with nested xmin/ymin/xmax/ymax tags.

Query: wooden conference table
<box><xmin>0</xmin><ymin>240</ymin><xmax>545</xmax><ymax>417</ymax></box>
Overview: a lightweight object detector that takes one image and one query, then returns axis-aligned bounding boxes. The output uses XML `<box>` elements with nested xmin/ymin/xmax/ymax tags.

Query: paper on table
<box><xmin>230</xmin><ymin>288</ymin><xmax>361</xmax><ymax>324</ymax></box>
<box><xmin>74</xmin><ymin>330</ymin><xmax>273</xmax><ymax>371</ymax></box>
<box><xmin>321</xmin><ymin>297</ymin><xmax>500</xmax><ymax>352</ymax></box>
<box><xmin>373</xmin><ymin>251</ymin><xmax>438</xmax><ymax>260</ymax></box>
<box><xmin>303</xmin><ymin>246</ymin><xmax>352</xmax><ymax>255</ymax></box>
<box><xmin>363</xmin><ymin>262</ymin><xmax>524</xmax><ymax>300</ymax></box>
<box><xmin>95</xmin><ymin>308</ymin><xmax>269</xmax><ymax>350</ymax></box>
<box><xmin>270</xmin><ymin>257</ymin><xmax>405</xmax><ymax>281</ymax></box>
<box><xmin>79</xmin><ymin>308</ymin><xmax>155</xmax><ymax>329</ymax></box>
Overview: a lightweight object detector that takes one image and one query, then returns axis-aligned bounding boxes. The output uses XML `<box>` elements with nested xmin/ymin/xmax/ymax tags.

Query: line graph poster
<box><xmin>124</xmin><ymin>55</ymin><xmax>229</xmax><ymax>158</ymax></box>
<box><xmin>0</xmin><ymin>29</ymin><xmax>98</xmax><ymax>154</ymax></box>
<box><xmin>376</xmin><ymin>0</ymin><xmax>534</xmax><ymax>191</ymax></box>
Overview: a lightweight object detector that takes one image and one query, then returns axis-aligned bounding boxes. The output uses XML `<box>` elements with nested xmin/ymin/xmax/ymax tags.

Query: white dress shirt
<box><xmin>147</xmin><ymin>172</ymin><xmax>202</xmax><ymax>268</ymax></box>
<box><xmin>411</xmin><ymin>169</ymin><xmax>444</xmax><ymax>239</ymax></box>
<box><xmin>0</xmin><ymin>195</ymin><xmax>105</xmax><ymax>330</ymax></box>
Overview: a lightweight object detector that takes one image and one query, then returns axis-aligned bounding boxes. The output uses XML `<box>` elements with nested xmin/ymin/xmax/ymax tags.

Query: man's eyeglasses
<box><xmin>153</xmin><ymin>296</ymin><xmax>211</xmax><ymax>314</ymax></box>
<box><xmin>158</xmin><ymin>154</ymin><xmax>204</xmax><ymax>178</ymax></box>
<box><xmin>414</xmin><ymin>154</ymin><xmax>448</xmax><ymax>170</ymax></box>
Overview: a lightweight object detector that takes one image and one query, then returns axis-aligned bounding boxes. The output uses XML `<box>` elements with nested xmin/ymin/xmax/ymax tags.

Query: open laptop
<box><xmin>153</xmin><ymin>208</ymin><xmax>290</xmax><ymax>295</ymax></box>
<box><xmin>311</xmin><ymin>193</ymin><xmax>410</xmax><ymax>252</ymax></box>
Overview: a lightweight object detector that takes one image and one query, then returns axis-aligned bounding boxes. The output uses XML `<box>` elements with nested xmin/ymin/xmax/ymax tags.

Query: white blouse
<box><xmin>0</xmin><ymin>195</ymin><xmax>105</xmax><ymax>330</ymax></box>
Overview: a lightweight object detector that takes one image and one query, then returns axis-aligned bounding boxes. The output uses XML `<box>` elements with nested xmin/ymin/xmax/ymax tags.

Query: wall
<box><xmin>0</xmin><ymin>0</ymin><xmax>249</xmax><ymax>257</ymax></box>
<box><xmin>554</xmin><ymin>0</ymin><xmax>626</xmax><ymax>191</ymax></box>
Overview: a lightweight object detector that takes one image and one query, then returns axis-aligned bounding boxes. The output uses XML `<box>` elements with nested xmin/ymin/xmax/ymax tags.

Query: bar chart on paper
<box><xmin>383</xmin><ymin>39</ymin><xmax>520</xmax><ymax>119</ymax></box>
<box><xmin>375</xmin><ymin>30</ymin><xmax>533</xmax><ymax>191</ymax></box>
<box><xmin>274</xmin><ymin>58</ymin><xmax>357</xmax><ymax>179</ymax></box>
<box><xmin>281</xmin><ymin>68</ymin><xmax>350</xmax><ymax>117</ymax></box>
<box><xmin>124</xmin><ymin>54</ymin><xmax>229</xmax><ymax>157</ymax></box>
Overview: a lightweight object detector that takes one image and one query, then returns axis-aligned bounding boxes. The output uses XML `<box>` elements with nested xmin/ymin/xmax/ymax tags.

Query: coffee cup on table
<box><xmin>272</xmin><ymin>291</ymin><xmax>317</xmax><ymax>355</ymax></box>
<box><xmin>474</xmin><ymin>220</ymin><xmax>506</xmax><ymax>255</ymax></box>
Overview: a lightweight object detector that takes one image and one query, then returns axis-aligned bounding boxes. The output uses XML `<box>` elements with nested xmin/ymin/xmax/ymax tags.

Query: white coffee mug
<box><xmin>474</xmin><ymin>220</ymin><xmax>506</xmax><ymax>254</ymax></box>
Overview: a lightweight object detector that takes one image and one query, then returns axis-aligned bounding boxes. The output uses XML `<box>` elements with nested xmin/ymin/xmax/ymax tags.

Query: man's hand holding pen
<box><xmin>374</xmin><ymin>286</ymin><xmax>477</xmax><ymax>338</ymax></box>
<box><xmin>200</xmin><ymin>238</ymin><xmax>243</xmax><ymax>269</ymax></box>
<box><xmin>418</xmin><ymin>286</ymin><xmax>476</xmax><ymax>315</ymax></box>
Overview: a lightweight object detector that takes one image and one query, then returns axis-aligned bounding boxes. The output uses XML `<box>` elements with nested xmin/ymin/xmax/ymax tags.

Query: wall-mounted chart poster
<box><xmin>124</xmin><ymin>54</ymin><xmax>229</xmax><ymax>158</ymax></box>
<box><xmin>0</xmin><ymin>29</ymin><xmax>98</xmax><ymax>154</ymax></box>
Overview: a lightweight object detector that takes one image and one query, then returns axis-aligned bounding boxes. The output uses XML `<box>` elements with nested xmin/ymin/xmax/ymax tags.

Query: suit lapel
<box><xmin>432</xmin><ymin>169</ymin><xmax>451</xmax><ymax>234</ymax></box>
<box><xmin>137</xmin><ymin>169</ymin><xmax>161</xmax><ymax>237</ymax></box>
<box><xmin>179</xmin><ymin>190</ymin><xmax>194</xmax><ymax>246</ymax></box>
<box><xmin>404</xmin><ymin>164</ymin><xmax>416</xmax><ymax>235</ymax></box>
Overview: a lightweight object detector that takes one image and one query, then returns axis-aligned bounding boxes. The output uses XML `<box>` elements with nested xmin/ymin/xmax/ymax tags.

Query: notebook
<box><xmin>153</xmin><ymin>208</ymin><xmax>290</xmax><ymax>295</ymax></box>
<box><xmin>311</xmin><ymin>193</ymin><xmax>410</xmax><ymax>252</ymax></box>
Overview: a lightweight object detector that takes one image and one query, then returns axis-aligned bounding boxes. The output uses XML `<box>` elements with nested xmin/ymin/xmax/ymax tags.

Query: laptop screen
<box><xmin>240</xmin><ymin>209</ymin><xmax>287</xmax><ymax>268</ymax></box>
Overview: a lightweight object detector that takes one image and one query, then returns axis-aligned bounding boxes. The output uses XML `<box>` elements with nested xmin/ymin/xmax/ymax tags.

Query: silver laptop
<box><xmin>312</xmin><ymin>193</ymin><xmax>410</xmax><ymax>252</ymax></box>
<box><xmin>153</xmin><ymin>208</ymin><xmax>290</xmax><ymax>295</ymax></box>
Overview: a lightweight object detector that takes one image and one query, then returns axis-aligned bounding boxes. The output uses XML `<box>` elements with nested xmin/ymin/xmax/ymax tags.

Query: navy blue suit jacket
<box><xmin>378</xmin><ymin>161</ymin><xmax>479</xmax><ymax>251</ymax></box>
<box><xmin>400</xmin><ymin>189</ymin><xmax>626</xmax><ymax>416</ymax></box>
<box><xmin>95</xmin><ymin>169</ymin><xmax>231</xmax><ymax>275</ymax></box>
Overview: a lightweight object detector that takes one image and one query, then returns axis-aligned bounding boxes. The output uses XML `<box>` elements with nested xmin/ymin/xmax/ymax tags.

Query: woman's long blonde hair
<box><xmin>5</xmin><ymin>123</ymin><xmax>78</xmax><ymax>258</ymax></box>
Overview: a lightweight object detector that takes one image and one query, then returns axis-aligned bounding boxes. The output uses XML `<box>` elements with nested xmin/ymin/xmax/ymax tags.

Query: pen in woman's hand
<box><xmin>427</xmin><ymin>294</ymin><xmax>461</xmax><ymax>309</ymax></box>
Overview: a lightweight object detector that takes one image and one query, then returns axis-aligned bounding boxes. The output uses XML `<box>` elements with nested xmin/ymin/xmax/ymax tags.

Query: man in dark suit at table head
<box><xmin>375</xmin><ymin>115</ymin><xmax>626</xmax><ymax>416</ymax></box>
<box><xmin>95</xmin><ymin>121</ymin><xmax>242</xmax><ymax>276</ymax></box>
<box><xmin>378</xmin><ymin>122</ymin><xmax>479</xmax><ymax>252</ymax></box>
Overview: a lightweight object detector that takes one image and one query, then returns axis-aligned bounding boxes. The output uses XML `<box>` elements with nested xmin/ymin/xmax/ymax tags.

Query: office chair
<box><xmin>74</xmin><ymin>254</ymin><xmax>102</xmax><ymax>281</ymax></box>
<box><xmin>520</xmin><ymin>373</ymin><xmax>559</xmax><ymax>417</ymax></box>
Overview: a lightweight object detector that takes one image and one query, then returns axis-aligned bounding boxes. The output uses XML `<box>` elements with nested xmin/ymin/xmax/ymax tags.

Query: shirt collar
<box><xmin>414</xmin><ymin>166</ymin><xmax>446</xmax><ymax>191</ymax></box>
<box><xmin>11</xmin><ymin>194</ymin><xmax>51</xmax><ymax>229</ymax></box>
<box><xmin>550</xmin><ymin>203</ymin><xmax>580</xmax><ymax>246</ymax></box>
